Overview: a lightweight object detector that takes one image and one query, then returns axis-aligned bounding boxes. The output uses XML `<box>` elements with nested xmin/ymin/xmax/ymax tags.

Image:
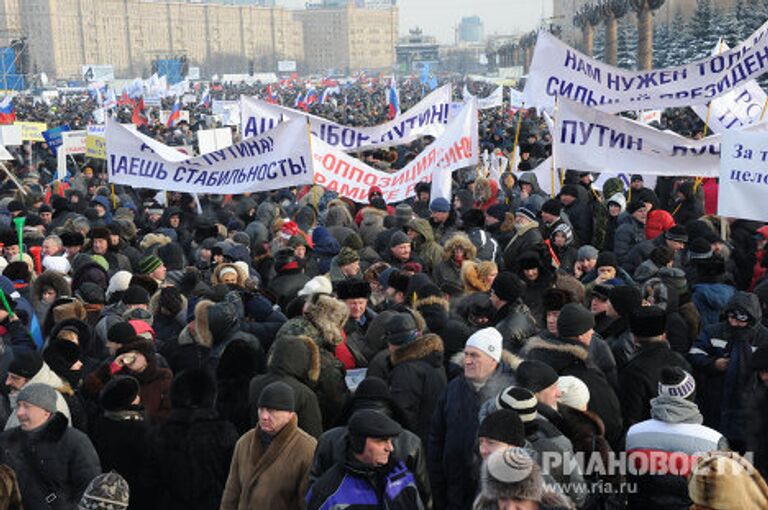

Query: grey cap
<box><xmin>576</xmin><ymin>245</ymin><xmax>598</xmax><ymax>261</ymax></box>
<box><xmin>17</xmin><ymin>383</ymin><xmax>57</xmax><ymax>414</ymax></box>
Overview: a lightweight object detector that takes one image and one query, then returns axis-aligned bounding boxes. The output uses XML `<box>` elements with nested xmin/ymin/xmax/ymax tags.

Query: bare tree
<box><xmin>573</xmin><ymin>4</ymin><xmax>602</xmax><ymax>56</ymax></box>
<box><xmin>630</xmin><ymin>0</ymin><xmax>666</xmax><ymax>70</ymax></box>
<box><xmin>599</xmin><ymin>0</ymin><xmax>629</xmax><ymax>65</ymax></box>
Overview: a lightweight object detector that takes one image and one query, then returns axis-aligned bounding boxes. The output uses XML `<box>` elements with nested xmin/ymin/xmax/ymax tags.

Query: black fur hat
<box><xmin>335</xmin><ymin>279</ymin><xmax>371</xmax><ymax>300</ymax></box>
<box><xmin>170</xmin><ymin>368</ymin><xmax>217</xmax><ymax>409</ymax></box>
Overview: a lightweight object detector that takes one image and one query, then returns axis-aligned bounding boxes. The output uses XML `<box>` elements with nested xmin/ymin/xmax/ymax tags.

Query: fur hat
<box><xmin>478</xmin><ymin>409</ymin><xmax>525</xmax><ymax>447</ymax></box>
<box><xmin>542</xmin><ymin>288</ymin><xmax>573</xmax><ymax>313</ymax></box>
<box><xmin>336</xmin><ymin>247</ymin><xmax>360</xmax><ymax>267</ymax></box>
<box><xmin>335</xmin><ymin>279</ymin><xmax>370</xmax><ymax>300</ymax></box>
<box><xmin>100</xmin><ymin>376</ymin><xmax>141</xmax><ymax>412</ymax></box>
<box><xmin>170</xmin><ymin>369</ymin><xmax>217</xmax><ymax>409</ymax></box>
<box><xmin>608</xmin><ymin>286</ymin><xmax>642</xmax><ymax>318</ymax></box>
<box><xmin>630</xmin><ymin>305</ymin><xmax>667</xmax><ymax>338</ymax></box>
<box><xmin>688</xmin><ymin>452</ymin><xmax>768</xmax><ymax>509</ymax></box>
<box><xmin>492</xmin><ymin>272</ymin><xmax>525</xmax><ymax>302</ymax></box>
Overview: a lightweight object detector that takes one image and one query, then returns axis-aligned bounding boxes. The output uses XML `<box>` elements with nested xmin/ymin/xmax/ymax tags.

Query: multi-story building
<box><xmin>296</xmin><ymin>2</ymin><xmax>398</xmax><ymax>74</ymax></box>
<box><xmin>396</xmin><ymin>27</ymin><xmax>439</xmax><ymax>74</ymax></box>
<box><xmin>457</xmin><ymin>16</ymin><xmax>484</xmax><ymax>44</ymax></box>
<box><xmin>0</xmin><ymin>0</ymin><xmax>304</xmax><ymax>80</ymax></box>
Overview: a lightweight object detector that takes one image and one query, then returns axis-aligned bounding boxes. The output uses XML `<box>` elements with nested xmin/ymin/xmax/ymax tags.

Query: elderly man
<box><xmin>428</xmin><ymin>327</ymin><xmax>515</xmax><ymax>510</ymax></box>
<box><xmin>336</xmin><ymin>279</ymin><xmax>377</xmax><ymax>364</ymax></box>
<box><xmin>307</xmin><ymin>409</ymin><xmax>424</xmax><ymax>509</ymax></box>
<box><xmin>42</xmin><ymin>234</ymin><xmax>64</xmax><ymax>257</ymax></box>
<box><xmin>0</xmin><ymin>383</ymin><xmax>100</xmax><ymax>509</ymax></box>
<box><xmin>221</xmin><ymin>381</ymin><xmax>317</xmax><ymax>510</ymax></box>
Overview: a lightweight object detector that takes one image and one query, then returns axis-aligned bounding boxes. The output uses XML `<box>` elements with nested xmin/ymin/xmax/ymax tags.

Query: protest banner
<box><xmin>555</xmin><ymin>98</ymin><xmax>722</xmax><ymax>177</ymax></box>
<box><xmin>463</xmin><ymin>85</ymin><xmax>503</xmax><ymax>109</ymax></box>
<box><xmin>509</xmin><ymin>88</ymin><xmax>525</xmax><ymax>108</ymax></box>
<box><xmin>240</xmin><ymin>84</ymin><xmax>453</xmax><ymax>151</ymax></box>
<box><xmin>212</xmin><ymin>100</ymin><xmax>240</xmax><ymax>126</ymax></box>
<box><xmin>524</xmin><ymin>19</ymin><xmax>768</xmax><ymax>113</ymax></box>
<box><xmin>85</xmin><ymin>125</ymin><xmax>106</xmax><ymax>160</ymax></box>
<box><xmin>690</xmin><ymin>40</ymin><xmax>768</xmax><ymax>132</ymax></box>
<box><xmin>718</xmin><ymin>130</ymin><xmax>768</xmax><ymax>221</ymax></box>
<box><xmin>0</xmin><ymin>125</ymin><xmax>22</xmax><ymax>146</ymax></box>
<box><xmin>0</xmin><ymin>145</ymin><xmax>12</xmax><ymax>161</ymax></box>
<box><xmin>62</xmin><ymin>130</ymin><xmax>87</xmax><ymax>156</ymax></box>
<box><xmin>314</xmin><ymin>99</ymin><xmax>478</xmax><ymax>204</ymax></box>
<box><xmin>638</xmin><ymin>110</ymin><xmax>662</xmax><ymax>125</ymax></box>
<box><xmin>106</xmin><ymin>117</ymin><xmax>313</xmax><ymax>194</ymax></box>
<box><xmin>198</xmin><ymin>128</ymin><xmax>234</xmax><ymax>155</ymax></box>
<box><xmin>15</xmin><ymin>122</ymin><xmax>47</xmax><ymax>142</ymax></box>
<box><xmin>42</xmin><ymin>125</ymin><xmax>71</xmax><ymax>156</ymax></box>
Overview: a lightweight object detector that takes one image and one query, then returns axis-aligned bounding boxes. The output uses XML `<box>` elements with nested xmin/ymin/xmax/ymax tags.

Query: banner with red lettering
<box><xmin>240</xmin><ymin>85</ymin><xmax>453</xmax><ymax>151</ymax></box>
<box><xmin>312</xmin><ymin>99</ymin><xmax>478</xmax><ymax>203</ymax></box>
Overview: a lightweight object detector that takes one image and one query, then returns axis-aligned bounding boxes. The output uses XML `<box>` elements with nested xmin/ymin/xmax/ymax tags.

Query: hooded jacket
<box><xmin>690</xmin><ymin>291</ymin><xmax>768</xmax><ymax>442</ymax></box>
<box><xmin>249</xmin><ymin>335</ymin><xmax>323</xmax><ymax>438</ymax></box>
<box><xmin>431</xmin><ymin>235</ymin><xmax>476</xmax><ymax>290</ymax></box>
<box><xmin>30</xmin><ymin>271</ymin><xmax>71</xmax><ymax>326</ymax></box>
<box><xmin>408</xmin><ymin>218</ymin><xmax>444</xmax><ymax>275</ymax></box>
<box><xmin>6</xmin><ymin>362</ymin><xmax>72</xmax><ymax>430</ymax></box>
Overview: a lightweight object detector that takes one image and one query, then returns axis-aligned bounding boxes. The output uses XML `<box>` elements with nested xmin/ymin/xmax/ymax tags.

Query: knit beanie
<box><xmin>496</xmin><ymin>386</ymin><xmax>538</xmax><ymax>423</ymax></box>
<box><xmin>17</xmin><ymin>383</ymin><xmax>57</xmax><ymax>413</ymax></box>
<box><xmin>516</xmin><ymin>360</ymin><xmax>559</xmax><ymax>393</ymax></box>
<box><xmin>429</xmin><ymin>197</ymin><xmax>451</xmax><ymax>213</ymax></box>
<box><xmin>658</xmin><ymin>367</ymin><xmax>696</xmax><ymax>401</ymax></box>
<box><xmin>608</xmin><ymin>286</ymin><xmax>642</xmax><ymax>318</ymax></box>
<box><xmin>139</xmin><ymin>254</ymin><xmax>163</xmax><ymax>275</ymax></box>
<box><xmin>79</xmin><ymin>471</ymin><xmax>130</xmax><ymax>509</ymax></box>
<box><xmin>465</xmin><ymin>327</ymin><xmax>503</xmax><ymax>363</ymax></box>
<box><xmin>478</xmin><ymin>409</ymin><xmax>526</xmax><ymax>447</ymax></box>
<box><xmin>626</xmin><ymin>200</ymin><xmax>645</xmax><ymax>214</ymax></box>
<box><xmin>515</xmin><ymin>207</ymin><xmax>537</xmax><ymax>222</ymax></box>
<box><xmin>540</xmin><ymin>199</ymin><xmax>561</xmax><ymax>216</ymax></box>
<box><xmin>122</xmin><ymin>286</ymin><xmax>150</xmax><ymax>306</ymax></box>
<box><xmin>482</xmin><ymin>447</ymin><xmax>544</xmax><ymax>502</ymax></box>
<box><xmin>8</xmin><ymin>351</ymin><xmax>43</xmax><ymax>379</ymax></box>
<box><xmin>389</xmin><ymin>231</ymin><xmax>411</xmax><ymax>249</ymax></box>
<box><xmin>557</xmin><ymin>376</ymin><xmax>590</xmax><ymax>410</ymax></box>
<box><xmin>336</xmin><ymin>247</ymin><xmax>360</xmax><ymax>267</ymax></box>
<box><xmin>107</xmin><ymin>322</ymin><xmax>137</xmax><ymax>345</ymax></box>
<box><xmin>556</xmin><ymin>303</ymin><xmax>595</xmax><ymax>338</ymax></box>
<box><xmin>258</xmin><ymin>381</ymin><xmax>295</xmax><ymax>412</ymax></box>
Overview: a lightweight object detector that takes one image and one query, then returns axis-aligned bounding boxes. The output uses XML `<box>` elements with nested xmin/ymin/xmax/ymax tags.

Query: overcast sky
<box><xmin>279</xmin><ymin>0</ymin><xmax>552</xmax><ymax>44</ymax></box>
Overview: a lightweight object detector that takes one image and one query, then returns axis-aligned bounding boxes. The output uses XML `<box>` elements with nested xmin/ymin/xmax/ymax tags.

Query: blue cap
<box><xmin>429</xmin><ymin>197</ymin><xmax>451</xmax><ymax>213</ymax></box>
<box><xmin>378</xmin><ymin>267</ymin><xmax>397</xmax><ymax>289</ymax></box>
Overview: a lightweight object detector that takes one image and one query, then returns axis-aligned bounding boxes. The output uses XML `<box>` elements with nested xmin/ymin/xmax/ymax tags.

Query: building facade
<box><xmin>0</xmin><ymin>0</ymin><xmax>305</xmax><ymax>80</ymax></box>
<box><xmin>296</xmin><ymin>3</ymin><xmax>398</xmax><ymax>74</ymax></box>
<box><xmin>457</xmin><ymin>16</ymin><xmax>484</xmax><ymax>44</ymax></box>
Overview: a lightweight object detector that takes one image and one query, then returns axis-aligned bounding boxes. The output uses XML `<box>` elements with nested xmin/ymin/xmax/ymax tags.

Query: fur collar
<box><xmin>192</xmin><ymin>300</ymin><xmax>214</xmax><ymax>348</ymax></box>
<box><xmin>414</xmin><ymin>295</ymin><xmax>449</xmax><ymax>311</ymax></box>
<box><xmin>392</xmin><ymin>334</ymin><xmax>444</xmax><ymax>365</ymax></box>
<box><xmin>462</xmin><ymin>261</ymin><xmax>492</xmax><ymax>293</ymax></box>
<box><xmin>249</xmin><ymin>415</ymin><xmax>301</xmax><ymax>476</ymax></box>
<box><xmin>524</xmin><ymin>336</ymin><xmax>589</xmax><ymax>362</ymax></box>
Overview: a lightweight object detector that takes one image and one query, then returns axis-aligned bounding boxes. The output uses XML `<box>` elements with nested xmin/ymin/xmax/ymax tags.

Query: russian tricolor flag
<box><xmin>166</xmin><ymin>99</ymin><xmax>181</xmax><ymax>128</ymax></box>
<box><xmin>0</xmin><ymin>97</ymin><xmax>15</xmax><ymax>125</ymax></box>
<box><xmin>387</xmin><ymin>79</ymin><xmax>400</xmax><ymax>120</ymax></box>
<box><xmin>199</xmin><ymin>87</ymin><xmax>211</xmax><ymax>108</ymax></box>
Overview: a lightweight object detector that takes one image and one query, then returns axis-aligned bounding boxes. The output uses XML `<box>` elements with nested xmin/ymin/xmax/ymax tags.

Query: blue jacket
<box><xmin>691</xmin><ymin>283</ymin><xmax>736</xmax><ymax>329</ymax></box>
<box><xmin>307</xmin><ymin>459</ymin><xmax>423</xmax><ymax>510</ymax></box>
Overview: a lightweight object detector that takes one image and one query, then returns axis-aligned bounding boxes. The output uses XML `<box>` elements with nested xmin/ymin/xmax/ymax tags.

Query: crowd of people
<box><xmin>0</xmin><ymin>77</ymin><xmax>762</xmax><ymax>510</ymax></box>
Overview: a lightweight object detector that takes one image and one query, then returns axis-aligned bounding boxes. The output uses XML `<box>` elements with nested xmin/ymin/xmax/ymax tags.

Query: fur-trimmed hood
<box><xmin>391</xmin><ymin>333</ymin><xmax>444</xmax><ymax>366</ymax></box>
<box><xmin>443</xmin><ymin>233</ymin><xmax>477</xmax><ymax>261</ymax></box>
<box><xmin>210</xmin><ymin>262</ymin><xmax>248</xmax><ymax>287</ymax></box>
<box><xmin>31</xmin><ymin>271</ymin><xmax>71</xmax><ymax>303</ymax></box>
<box><xmin>359</xmin><ymin>206</ymin><xmax>389</xmax><ymax>220</ymax></box>
<box><xmin>461</xmin><ymin>260</ymin><xmax>495</xmax><ymax>293</ymax></box>
<box><xmin>178</xmin><ymin>299</ymin><xmax>214</xmax><ymax>348</ymax></box>
<box><xmin>414</xmin><ymin>294</ymin><xmax>450</xmax><ymax>312</ymax></box>
<box><xmin>304</xmin><ymin>294</ymin><xmax>349</xmax><ymax>346</ymax></box>
<box><xmin>522</xmin><ymin>336</ymin><xmax>589</xmax><ymax>373</ymax></box>
<box><xmin>268</xmin><ymin>334</ymin><xmax>321</xmax><ymax>384</ymax></box>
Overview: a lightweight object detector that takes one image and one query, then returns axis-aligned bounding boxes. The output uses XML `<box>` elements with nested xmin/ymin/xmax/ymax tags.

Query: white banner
<box><xmin>314</xmin><ymin>99</ymin><xmax>478</xmax><ymax>203</ymax></box>
<box><xmin>106</xmin><ymin>118</ymin><xmax>313</xmax><ymax>194</ymax></box>
<box><xmin>555</xmin><ymin>98</ymin><xmax>721</xmax><ymax>177</ymax></box>
<box><xmin>61</xmin><ymin>130</ymin><xmax>87</xmax><ymax>156</ymax></box>
<box><xmin>212</xmin><ymin>100</ymin><xmax>241</xmax><ymax>127</ymax></box>
<box><xmin>240</xmin><ymin>85</ymin><xmax>453</xmax><ymax>151</ymax></box>
<box><xmin>463</xmin><ymin>85</ymin><xmax>503</xmax><ymax>109</ymax></box>
<box><xmin>718</xmin><ymin>131</ymin><xmax>768</xmax><ymax>221</ymax></box>
<box><xmin>198</xmin><ymin>128</ymin><xmax>234</xmax><ymax>155</ymax></box>
<box><xmin>509</xmin><ymin>88</ymin><xmax>525</xmax><ymax>108</ymax></box>
<box><xmin>691</xmin><ymin>40</ymin><xmax>768</xmax><ymax>132</ymax></box>
<box><xmin>524</xmin><ymin>21</ymin><xmax>768</xmax><ymax>113</ymax></box>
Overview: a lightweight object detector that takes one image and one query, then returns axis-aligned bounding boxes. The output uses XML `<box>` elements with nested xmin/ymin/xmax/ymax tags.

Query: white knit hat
<box><xmin>557</xmin><ymin>376</ymin><xmax>590</xmax><ymax>411</ymax></box>
<box><xmin>107</xmin><ymin>270</ymin><xmax>133</xmax><ymax>300</ymax></box>
<box><xmin>298</xmin><ymin>275</ymin><xmax>333</xmax><ymax>297</ymax></box>
<box><xmin>465</xmin><ymin>327</ymin><xmax>503</xmax><ymax>363</ymax></box>
<box><xmin>42</xmin><ymin>255</ymin><xmax>71</xmax><ymax>275</ymax></box>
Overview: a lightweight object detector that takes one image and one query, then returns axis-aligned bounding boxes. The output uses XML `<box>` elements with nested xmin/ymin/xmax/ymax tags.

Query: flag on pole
<box><xmin>166</xmin><ymin>99</ymin><xmax>181</xmax><ymax>128</ymax></box>
<box><xmin>0</xmin><ymin>97</ymin><xmax>15</xmax><ymax>125</ymax></box>
<box><xmin>199</xmin><ymin>87</ymin><xmax>211</xmax><ymax>108</ymax></box>
<box><xmin>387</xmin><ymin>78</ymin><xmax>400</xmax><ymax>120</ymax></box>
<box><xmin>131</xmin><ymin>98</ymin><xmax>148</xmax><ymax>127</ymax></box>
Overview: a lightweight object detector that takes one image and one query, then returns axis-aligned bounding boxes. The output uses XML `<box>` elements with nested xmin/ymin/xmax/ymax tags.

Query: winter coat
<box><xmin>619</xmin><ymin>341</ymin><xmax>691</xmax><ymax>429</ymax></box>
<box><xmin>625</xmin><ymin>395</ymin><xmax>726</xmax><ymax>510</ymax></box>
<box><xmin>90</xmin><ymin>408</ymin><xmax>151</xmax><ymax>509</ymax></box>
<box><xmin>149</xmin><ymin>290</ymin><xmax>187</xmax><ymax>348</ymax></box>
<box><xmin>614</xmin><ymin>214</ymin><xmax>646</xmax><ymax>273</ymax></box>
<box><xmin>142</xmin><ymin>408</ymin><xmax>237</xmax><ymax>509</ymax></box>
<box><xmin>249</xmin><ymin>335</ymin><xmax>323</xmax><ymax>438</ymax></box>
<box><xmin>428</xmin><ymin>354</ymin><xmax>517</xmax><ymax>510</ymax></box>
<box><xmin>344</xmin><ymin>307</ymin><xmax>378</xmax><ymax>367</ymax></box>
<box><xmin>465</xmin><ymin>228</ymin><xmax>499</xmax><ymax>263</ymax></box>
<box><xmin>268</xmin><ymin>269</ymin><xmax>311</xmax><ymax>311</ymax></box>
<box><xmin>492</xmin><ymin>301</ymin><xmax>538</xmax><ymax>354</ymax></box>
<box><xmin>562</xmin><ymin>198</ymin><xmax>592</xmax><ymax>246</ymax></box>
<box><xmin>30</xmin><ymin>271</ymin><xmax>70</xmax><ymax>325</ymax></box>
<box><xmin>409</xmin><ymin>218</ymin><xmax>445</xmax><ymax>275</ymax></box>
<box><xmin>689</xmin><ymin>292</ymin><xmax>768</xmax><ymax>442</ymax></box>
<box><xmin>358</xmin><ymin>207</ymin><xmax>389</xmax><ymax>247</ymax></box>
<box><xmin>502</xmin><ymin>221</ymin><xmax>543</xmax><ymax>273</ymax></box>
<box><xmin>5</xmin><ymin>363</ymin><xmax>72</xmax><ymax>430</ymax></box>
<box><xmin>522</xmin><ymin>337</ymin><xmax>623</xmax><ymax>448</ymax></box>
<box><xmin>691</xmin><ymin>282</ymin><xmax>736</xmax><ymax>329</ymax></box>
<box><xmin>747</xmin><ymin>382</ymin><xmax>768</xmax><ymax>479</ymax></box>
<box><xmin>221</xmin><ymin>416</ymin><xmax>315</xmax><ymax>510</ymax></box>
<box><xmin>307</xmin><ymin>457</ymin><xmax>424</xmax><ymax>510</ymax></box>
<box><xmin>672</xmin><ymin>182</ymin><xmax>704</xmax><ymax>226</ymax></box>
<box><xmin>414</xmin><ymin>295</ymin><xmax>472</xmax><ymax>366</ymax></box>
<box><xmin>0</xmin><ymin>412</ymin><xmax>101</xmax><ymax>510</ymax></box>
<box><xmin>432</xmin><ymin>235</ymin><xmax>477</xmax><ymax>290</ymax></box>
<box><xmin>309</xmin><ymin>425</ymin><xmax>432</xmax><ymax>509</ymax></box>
<box><xmin>162</xmin><ymin>299</ymin><xmax>214</xmax><ymax>374</ymax></box>
<box><xmin>276</xmin><ymin>295</ymin><xmax>351</xmax><ymax>429</ymax></box>
<box><xmin>206</xmin><ymin>301</ymin><xmax>266</xmax><ymax>376</ymax></box>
